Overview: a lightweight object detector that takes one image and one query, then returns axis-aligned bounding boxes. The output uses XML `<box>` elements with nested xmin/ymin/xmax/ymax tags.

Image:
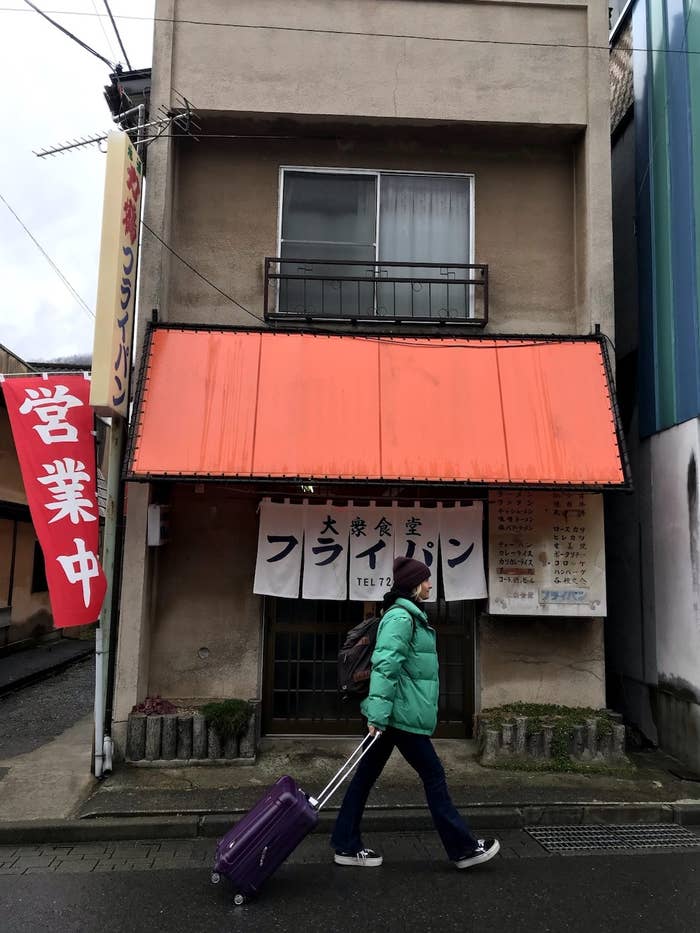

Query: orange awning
<box><xmin>128</xmin><ymin>328</ymin><xmax>627</xmax><ymax>488</ymax></box>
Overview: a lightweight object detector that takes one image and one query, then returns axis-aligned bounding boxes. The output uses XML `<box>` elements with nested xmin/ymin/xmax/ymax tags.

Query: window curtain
<box><xmin>378</xmin><ymin>174</ymin><xmax>471</xmax><ymax>318</ymax></box>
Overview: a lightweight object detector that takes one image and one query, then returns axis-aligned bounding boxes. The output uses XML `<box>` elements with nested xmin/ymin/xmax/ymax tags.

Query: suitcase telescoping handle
<box><xmin>308</xmin><ymin>732</ymin><xmax>381</xmax><ymax>810</ymax></box>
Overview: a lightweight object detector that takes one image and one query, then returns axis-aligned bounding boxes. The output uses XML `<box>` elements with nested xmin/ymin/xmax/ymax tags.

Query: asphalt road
<box><xmin>1</xmin><ymin>839</ymin><xmax>698</xmax><ymax>933</ymax></box>
<box><xmin>0</xmin><ymin>655</ymin><xmax>94</xmax><ymax>757</ymax></box>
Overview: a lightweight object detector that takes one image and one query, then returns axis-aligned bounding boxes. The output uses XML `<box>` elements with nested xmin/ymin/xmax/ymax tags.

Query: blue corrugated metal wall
<box><xmin>634</xmin><ymin>0</ymin><xmax>700</xmax><ymax>436</ymax></box>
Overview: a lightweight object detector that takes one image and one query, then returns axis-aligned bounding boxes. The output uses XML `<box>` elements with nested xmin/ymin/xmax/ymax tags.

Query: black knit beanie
<box><xmin>392</xmin><ymin>556</ymin><xmax>431</xmax><ymax>592</ymax></box>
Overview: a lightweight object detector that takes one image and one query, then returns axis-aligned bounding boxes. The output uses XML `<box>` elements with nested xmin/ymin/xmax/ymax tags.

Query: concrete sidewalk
<box><xmin>0</xmin><ymin>636</ymin><xmax>96</xmax><ymax>832</ymax></box>
<box><xmin>0</xmin><ymin>635</ymin><xmax>94</xmax><ymax>696</ymax></box>
<box><xmin>76</xmin><ymin>737</ymin><xmax>700</xmax><ymax>825</ymax></box>
<box><xmin>2</xmin><ymin>724</ymin><xmax>700</xmax><ymax>844</ymax></box>
<box><xmin>0</xmin><ymin>714</ymin><xmax>95</xmax><ymax>825</ymax></box>
<box><xmin>1</xmin><ymin>638</ymin><xmax>699</xmax><ymax>844</ymax></box>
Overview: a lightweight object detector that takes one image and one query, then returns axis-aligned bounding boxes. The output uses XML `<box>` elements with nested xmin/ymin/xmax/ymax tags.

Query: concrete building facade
<box><xmin>112</xmin><ymin>0</ymin><xmax>620</xmax><ymax>755</ymax></box>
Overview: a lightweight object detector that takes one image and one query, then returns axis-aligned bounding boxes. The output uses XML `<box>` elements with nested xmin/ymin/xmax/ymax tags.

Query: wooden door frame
<box><xmin>262</xmin><ymin>596</ymin><xmax>476</xmax><ymax>737</ymax></box>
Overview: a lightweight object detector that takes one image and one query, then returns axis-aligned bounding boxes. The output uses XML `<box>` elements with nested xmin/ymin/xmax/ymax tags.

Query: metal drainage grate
<box><xmin>526</xmin><ymin>823</ymin><xmax>700</xmax><ymax>853</ymax></box>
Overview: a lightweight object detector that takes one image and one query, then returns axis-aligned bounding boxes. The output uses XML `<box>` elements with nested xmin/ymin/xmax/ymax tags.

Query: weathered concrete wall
<box><xmin>147</xmin><ymin>486</ymin><xmax>262</xmax><ymax>701</ymax></box>
<box><xmin>133</xmin><ymin>0</ymin><xmax>177</xmax><ymax>365</ymax></box>
<box><xmin>575</xmin><ymin>0</ymin><xmax>614</xmax><ymax>338</ymax></box>
<box><xmin>114</xmin><ymin>0</ymin><xmax>615</xmax><ymax>740</ymax></box>
<box><xmin>145</xmin><ymin>0</ymin><xmax>612</xmax><ymax>342</ymax></box>
<box><xmin>655</xmin><ymin>686</ymin><xmax>700</xmax><ymax>774</ymax></box>
<box><xmin>112</xmin><ymin>483</ymin><xmax>154</xmax><ymax>753</ymax></box>
<box><xmin>649</xmin><ymin>419</ymin><xmax>700</xmax><ymax>770</ymax></box>
<box><xmin>168</xmin><ymin>135</ymin><xmax>577</xmax><ymax>333</ymax></box>
<box><xmin>143</xmin><ymin>0</ymin><xmax>613</xmax><ymax>345</ymax></box>
<box><xmin>168</xmin><ymin>0</ymin><xmax>589</xmax><ymax>126</ymax></box>
<box><xmin>479</xmin><ymin>616</ymin><xmax>606</xmax><ymax>709</ymax></box>
<box><xmin>113</xmin><ymin>0</ymin><xmax>177</xmax><ymax>754</ymax></box>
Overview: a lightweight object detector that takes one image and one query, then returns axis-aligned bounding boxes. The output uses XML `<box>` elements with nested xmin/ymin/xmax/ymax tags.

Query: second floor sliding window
<box><xmin>278</xmin><ymin>169</ymin><xmax>474</xmax><ymax>319</ymax></box>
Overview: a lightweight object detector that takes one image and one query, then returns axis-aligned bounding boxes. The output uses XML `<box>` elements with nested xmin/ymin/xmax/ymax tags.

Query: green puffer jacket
<box><xmin>360</xmin><ymin>597</ymin><xmax>439</xmax><ymax>736</ymax></box>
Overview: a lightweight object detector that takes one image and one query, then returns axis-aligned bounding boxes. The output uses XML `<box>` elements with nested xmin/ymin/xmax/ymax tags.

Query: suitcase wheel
<box><xmin>210</xmin><ymin>872</ymin><xmax>221</xmax><ymax>885</ymax></box>
<box><xmin>233</xmin><ymin>894</ymin><xmax>246</xmax><ymax>907</ymax></box>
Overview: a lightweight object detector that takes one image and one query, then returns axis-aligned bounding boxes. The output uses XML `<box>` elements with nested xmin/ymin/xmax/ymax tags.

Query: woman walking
<box><xmin>331</xmin><ymin>556</ymin><xmax>500</xmax><ymax>869</ymax></box>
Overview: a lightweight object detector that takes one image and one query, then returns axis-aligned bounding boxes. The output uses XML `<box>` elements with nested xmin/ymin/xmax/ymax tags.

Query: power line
<box><xmin>0</xmin><ymin>192</ymin><xmax>95</xmax><ymax>320</ymax></box>
<box><xmin>3</xmin><ymin>6</ymin><xmax>700</xmax><ymax>57</ymax></box>
<box><xmin>6</xmin><ymin>11</ymin><xmax>629</xmax><ymax>344</ymax></box>
<box><xmin>102</xmin><ymin>0</ymin><xmax>131</xmax><ymax>69</ymax></box>
<box><xmin>90</xmin><ymin>0</ymin><xmax>118</xmax><ymax>63</ymax></box>
<box><xmin>140</xmin><ymin>220</ymin><xmax>601</xmax><ymax>349</ymax></box>
<box><xmin>21</xmin><ymin>0</ymin><xmax>115</xmax><ymax>69</ymax></box>
<box><xmin>139</xmin><ymin>218</ymin><xmax>265</xmax><ymax>326</ymax></box>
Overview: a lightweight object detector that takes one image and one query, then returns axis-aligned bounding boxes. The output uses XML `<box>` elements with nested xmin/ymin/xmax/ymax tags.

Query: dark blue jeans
<box><xmin>330</xmin><ymin>727</ymin><xmax>479</xmax><ymax>861</ymax></box>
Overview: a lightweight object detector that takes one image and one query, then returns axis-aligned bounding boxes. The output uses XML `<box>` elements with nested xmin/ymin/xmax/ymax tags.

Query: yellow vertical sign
<box><xmin>90</xmin><ymin>132</ymin><xmax>143</xmax><ymax>417</ymax></box>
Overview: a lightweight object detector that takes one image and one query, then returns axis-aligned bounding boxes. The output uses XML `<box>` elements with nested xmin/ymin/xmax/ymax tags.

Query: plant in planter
<box><xmin>476</xmin><ymin>702</ymin><xmax>630</xmax><ymax>774</ymax></box>
<box><xmin>131</xmin><ymin>696</ymin><xmax>178</xmax><ymax>715</ymax></box>
<box><xmin>201</xmin><ymin>699</ymin><xmax>253</xmax><ymax>756</ymax></box>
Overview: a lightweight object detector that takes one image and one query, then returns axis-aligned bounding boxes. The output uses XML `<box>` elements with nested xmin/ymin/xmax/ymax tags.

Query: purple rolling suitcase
<box><xmin>211</xmin><ymin>733</ymin><xmax>379</xmax><ymax>904</ymax></box>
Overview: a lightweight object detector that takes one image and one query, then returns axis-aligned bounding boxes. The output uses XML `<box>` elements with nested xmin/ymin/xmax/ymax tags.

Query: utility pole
<box><xmin>91</xmin><ymin>109</ymin><xmax>145</xmax><ymax>778</ymax></box>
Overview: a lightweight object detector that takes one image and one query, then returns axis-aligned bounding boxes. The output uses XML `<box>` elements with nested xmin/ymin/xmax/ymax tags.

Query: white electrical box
<box><xmin>147</xmin><ymin>504</ymin><xmax>170</xmax><ymax>546</ymax></box>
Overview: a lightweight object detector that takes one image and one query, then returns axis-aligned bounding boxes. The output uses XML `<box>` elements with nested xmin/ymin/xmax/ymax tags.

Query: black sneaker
<box><xmin>454</xmin><ymin>838</ymin><xmax>500</xmax><ymax>869</ymax></box>
<box><xmin>334</xmin><ymin>848</ymin><xmax>383</xmax><ymax>867</ymax></box>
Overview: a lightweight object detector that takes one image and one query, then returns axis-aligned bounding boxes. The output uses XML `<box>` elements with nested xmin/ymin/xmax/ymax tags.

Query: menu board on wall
<box><xmin>488</xmin><ymin>490</ymin><xmax>606</xmax><ymax>617</ymax></box>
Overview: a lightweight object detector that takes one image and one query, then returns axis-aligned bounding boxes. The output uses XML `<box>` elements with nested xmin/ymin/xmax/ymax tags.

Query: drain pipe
<box><xmin>94</xmin><ymin>622</ymin><xmax>106</xmax><ymax>778</ymax></box>
<box><xmin>103</xmin><ymin>461</ymin><xmax>127</xmax><ymax>772</ymax></box>
<box><xmin>93</xmin><ymin>411</ymin><xmax>127</xmax><ymax>778</ymax></box>
<box><xmin>102</xmin><ymin>732</ymin><xmax>113</xmax><ymax>775</ymax></box>
<box><xmin>93</xmin><ymin>414</ymin><xmax>126</xmax><ymax>779</ymax></box>
<box><xmin>93</xmin><ymin>616</ymin><xmax>116</xmax><ymax>776</ymax></box>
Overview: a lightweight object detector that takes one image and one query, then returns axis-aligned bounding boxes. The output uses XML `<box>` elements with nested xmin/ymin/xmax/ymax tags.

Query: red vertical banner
<box><xmin>1</xmin><ymin>374</ymin><xmax>107</xmax><ymax>628</ymax></box>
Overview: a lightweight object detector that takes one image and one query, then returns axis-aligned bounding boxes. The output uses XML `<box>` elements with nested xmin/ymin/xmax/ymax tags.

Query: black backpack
<box><xmin>337</xmin><ymin>613</ymin><xmax>415</xmax><ymax>701</ymax></box>
<box><xmin>337</xmin><ymin>615</ymin><xmax>381</xmax><ymax>701</ymax></box>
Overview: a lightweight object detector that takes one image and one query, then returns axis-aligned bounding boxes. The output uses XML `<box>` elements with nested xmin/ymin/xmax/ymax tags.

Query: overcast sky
<box><xmin>0</xmin><ymin>1</ymin><xmax>155</xmax><ymax>363</ymax></box>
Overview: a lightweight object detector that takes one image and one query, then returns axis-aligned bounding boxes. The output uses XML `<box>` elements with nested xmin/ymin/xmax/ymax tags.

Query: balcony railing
<box><xmin>264</xmin><ymin>258</ymin><xmax>488</xmax><ymax>325</ymax></box>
